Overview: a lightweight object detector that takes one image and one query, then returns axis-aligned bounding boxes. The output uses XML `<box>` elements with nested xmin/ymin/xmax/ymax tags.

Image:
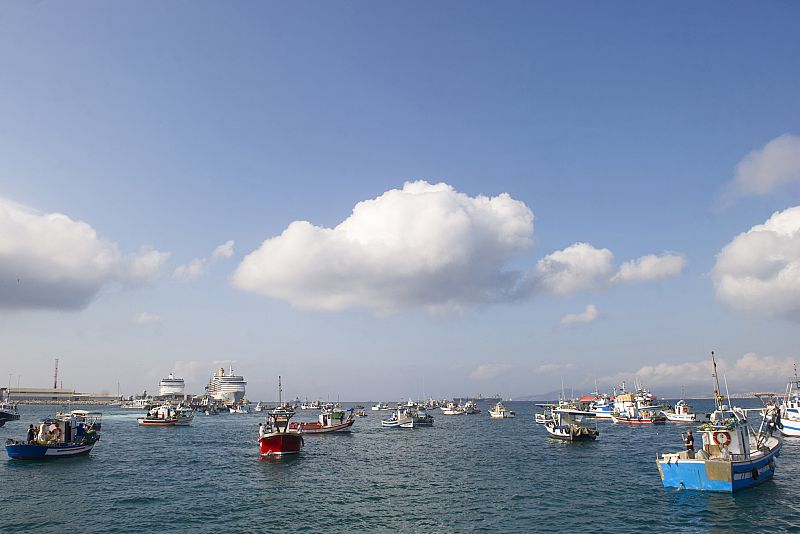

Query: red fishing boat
<box><xmin>259</xmin><ymin>411</ymin><xmax>304</xmax><ymax>456</ymax></box>
<box><xmin>258</xmin><ymin>376</ymin><xmax>303</xmax><ymax>456</ymax></box>
<box><xmin>289</xmin><ymin>409</ymin><xmax>355</xmax><ymax>434</ymax></box>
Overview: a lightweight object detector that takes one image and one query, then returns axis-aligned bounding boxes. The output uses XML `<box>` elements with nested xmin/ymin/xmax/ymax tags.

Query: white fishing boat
<box><xmin>777</xmin><ymin>365</ymin><xmax>800</xmax><ymax>437</ymax></box>
<box><xmin>662</xmin><ymin>398</ymin><xmax>698</xmax><ymax>422</ymax></box>
<box><xmin>254</xmin><ymin>402</ymin><xmax>264</xmax><ymax>412</ymax></box>
<box><xmin>229</xmin><ymin>403</ymin><xmax>251</xmax><ymax>414</ymax></box>
<box><xmin>489</xmin><ymin>402</ymin><xmax>515</xmax><ymax>419</ymax></box>
<box><xmin>656</xmin><ymin>352</ymin><xmax>782</xmax><ymax>492</ymax></box>
<box><xmin>381</xmin><ymin>407</ymin><xmax>415</xmax><ymax>428</ymax></box>
<box><xmin>545</xmin><ymin>408</ymin><xmax>599</xmax><ymax>441</ymax></box>
<box><xmin>372</xmin><ymin>402</ymin><xmax>390</xmax><ymax>411</ymax></box>
<box><xmin>300</xmin><ymin>400</ymin><xmax>322</xmax><ymax>410</ymax></box>
<box><xmin>441</xmin><ymin>402</ymin><xmax>464</xmax><ymax>415</ymax></box>
<box><xmin>462</xmin><ymin>400</ymin><xmax>480</xmax><ymax>414</ymax></box>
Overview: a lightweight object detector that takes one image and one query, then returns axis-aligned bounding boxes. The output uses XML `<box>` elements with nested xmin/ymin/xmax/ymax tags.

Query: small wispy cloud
<box><xmin>470</xmin><ymin>363</ymin><xmax>512</xmax><ymax>381</ymax></box>
<box><xmin>536</xmin><ymin>363</ymin><xmax>576</xmax><ymax>374</ymax></box>
<box><xmin>173</xmin><ymin>240</ymin><xmax>235</xmax><ymax>282</ymax></box>
<box><xmin>212</xmin><ymin>240</ymin><xmax>235</xmax><ymax>259</ymax></box>
<box><xmin>134</xmin><ymin>312</ymin><xmax>161</xmax><ymax>324</ymax></box>
<box><xmin>560</xmin><ymin>304</ymin><xmax>599</xmax><ymax>326</ymax></box>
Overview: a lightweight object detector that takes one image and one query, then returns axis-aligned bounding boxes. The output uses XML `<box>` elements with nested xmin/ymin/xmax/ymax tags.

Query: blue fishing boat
<box><xmin>5</xmin><ymin>410</ymin><xmax>102</xmax><ymax>460</ymax></box>
<box><xmin>656</xmin><ymin>352</ymin><xmax>782</xmax><ymax>492</ymax></box>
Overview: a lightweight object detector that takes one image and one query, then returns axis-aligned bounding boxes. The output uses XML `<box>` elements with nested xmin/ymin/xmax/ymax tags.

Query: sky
<box><xmin>1</xmin><ymin>1</ymin><xmax>800</xmax><ymax>400</ymax></box>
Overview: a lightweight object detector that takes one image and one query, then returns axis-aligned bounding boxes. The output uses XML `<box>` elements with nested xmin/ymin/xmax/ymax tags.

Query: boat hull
<box><xmin>545</xmin><ymin>424</ymin><xmax>598</xmax><ymax>441</ymax></box>
<box><xmin>138</xmin><ymin>418</ymin><xmax>178</xmax><ymax>427</ymax></box>
<box><xmin>290</xmin><ymin>418</ymin><xmax>354</xmax><ymax>434</ymax></box>
<box><xmin>611</xmin><ymin>414</ymin><xmax>666</xmax><ymax>425</ymax></box>
<box><xmin>778</xmin><ymin>418</ymin><xmax>800</xmax><ymax>437</ymax></box>
<box><xmin>657</xmin><ymin>446</ymin><xmax>781</xmax><ymax>492</ymax></box>
<box><xmin>259</xmin><ymin>433</ymin><xmax>304</xmax><ymax>456</ymax></box>
<box><xmin>6</xmin><ymin>442</ymin><xmax>96</xmax><ymax>460</ymax></box>
<box><xmin>381</xmin><ymin>419</ymin><xmax>414</xmax><ymax>428</ymax></box>
<box><xmin>664</xmin><ymin>412</ymin><xmax>697</xmax><ymax>422</ymax></box>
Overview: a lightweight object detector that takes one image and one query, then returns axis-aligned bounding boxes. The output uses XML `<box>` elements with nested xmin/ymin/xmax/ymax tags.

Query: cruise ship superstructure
<box><xmin>159</xmin><ymin>373</ymin><xmax>186</xmax><ymax>397</ymax></box>
<box><xmin>206</xmin><ymin>367</ymin><xmax>247</xmax><ymax>404</ymax></box>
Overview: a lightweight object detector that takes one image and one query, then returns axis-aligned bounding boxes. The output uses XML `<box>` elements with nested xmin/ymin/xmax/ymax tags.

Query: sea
<box><xmin>2</xmin><ymin>398</ymin><xmax>799</xmax><ymax>533</ymax></box>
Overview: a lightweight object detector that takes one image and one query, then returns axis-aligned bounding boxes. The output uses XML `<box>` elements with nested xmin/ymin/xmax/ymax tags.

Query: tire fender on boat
<box><xmin>713</xmin><ymin>431</ymin><xmax>731</xmax><ymax>447</ymax></box>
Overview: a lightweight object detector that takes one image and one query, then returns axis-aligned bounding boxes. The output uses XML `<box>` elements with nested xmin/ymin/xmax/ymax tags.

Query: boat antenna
<box><xmin>724</xmin><ymin>374</ymin><xmax>731</xmax><ymax>409</ymax></box>
<box><xmin>278</xmin><ymin>375</ymin><xmax>282</xmax><ymax>405</ymax></box>
<box><xmin>560</xmin><ymin>376</ymin><xmax>565</xmax><ymax>402</ymax></box>
<box><xmin>711</xmin><ymin>351</ymin><xmax>723</xmax><ymax>410</ymax></box>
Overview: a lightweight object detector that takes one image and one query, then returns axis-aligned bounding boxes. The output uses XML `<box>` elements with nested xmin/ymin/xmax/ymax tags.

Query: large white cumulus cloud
<box><xmin>233</xmin><ymin>181</ymin><xmax>535</xmax><ymax>311</ymax></box>
<box><xmin>0</xmin><ymin>198</ymin><xmax>168</xmax><ymax>310</ymax></box>
<box><xmin>713</xmin><ymin>205</ymin><xmax>800</xmax><ymax>320</ymax></box>
<box><xmin>234</xmin><ymin>181</ymin><xmax>685</xmax><ymax>312</ymax></box>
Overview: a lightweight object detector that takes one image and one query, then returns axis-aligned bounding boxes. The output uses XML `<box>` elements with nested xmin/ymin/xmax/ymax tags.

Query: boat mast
<box><xmin>278</xmin><ymin>375</ymin><xmax>283</xmax><ymax>406</ymax></box>
<box><xmin>710</xmin><ymin>351</ymin><xmax>723</xmax><ymax>411</ymax></box>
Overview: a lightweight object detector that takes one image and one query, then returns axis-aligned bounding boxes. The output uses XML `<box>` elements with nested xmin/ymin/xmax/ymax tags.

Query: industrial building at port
<box><xmin>1</xmin><ymin>387</ymin><xmax>122</xmax><ymax>403</ymax></box>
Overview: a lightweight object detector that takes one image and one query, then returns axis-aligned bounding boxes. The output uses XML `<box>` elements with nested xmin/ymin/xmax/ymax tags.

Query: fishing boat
<box><xmin>545</xmin><ymin>408</ymin><xmax>599</xmax><ymax>441</ymax></box>
<box><xmin>489</xmin><ymin>402</ymin><xmax>515</xmax><ymax>419</ymax></box>
<box><xmin>656</xmin><ymin>352</ymin><xmax>782</xmax><ymax>492</ymax></box>
<box><xmin>372</xmin><ymin>402</ymin><xmax>390</xmax><ymax>411</ymax></box>
<box><xmin>290</xmin><ymin>409</ymin><xmax>355</xmax><ymax>434</ymax></box>
<box><xmin>121</xmin><ymin>397</ymin><xmax>152</xmax><ymax>410</ymax></box>
<box><xmin>229</xmin><ymin>403</ymin><xmax>251</xmax><ymax>414</ymax></box>
<box><xmin>462</xmin><ymin>400</ymin><xmax>480</xmax><ymax>414</ymax></box>
<box><xmin>777</xmin><ymin>365</ymin><xmax>800</xmax><ymax>437</ymax></box>
<box><xmin>5</xmin><ymin>410</ymin><xmax>102</xmax><ymax>460</ymax></box>
<box><xmin>535</xmin><ymin>404</ymin><xmax>556</xmax><ymax>424</ymax></box>
<box><xmin>611</xmin><ymin>408</ymin><xmax>666</xmax><ymax>425</ymax></box>
<box><xmin>0</xmin><ymin>401</ymin><xmax>20</xmax><ymax>427</ymax></box>
<box><xmin>441</xmin><ymin>402</ymin><xmax>464</xmax><ymax>415</ymax></box>
<box><xmin>381</xmin><ymin>407</ymin><xmax>415</xmax><ymax>428</ymax></box>
<box><xmin>259</xmin><ymin>376</ymin><xmax>304</xmax><ymax>456</ymax></box>
<box><xmin>300</xmin><ymin>400</ymin><xmax>322</xmax><ymax>410</ymax></box>
<box><xmin>410</xmin><ymin>405</ymin><xmax>434</xmax><ymax>426</ymax></box>
<box><xmin>259</xmin><ymin>411</ymin><xmax>304</xmax><ymax>456</ymax></box>
<box><xmin>354</xmin><ymin>410</ymin><xmax>368</xmax><ymax>417</ymax></box>
<box><xmin>662</xmin><ymin>399</ymin><xmax>698</xmax><ymax>423</ymax></box>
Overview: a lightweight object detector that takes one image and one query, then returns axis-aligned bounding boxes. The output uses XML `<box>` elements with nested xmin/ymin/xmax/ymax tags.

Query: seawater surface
<box><xmin>2</xmin><ymin>399</ymin><xmax>799</xmax><ymax>533</ymax></box>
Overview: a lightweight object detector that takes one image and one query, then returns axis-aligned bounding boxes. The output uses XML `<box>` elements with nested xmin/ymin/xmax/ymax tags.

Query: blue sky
<box><xmin>1</xmin><ymin>2</ymin><xmax>799</xmax><ymax>400</ymax></box>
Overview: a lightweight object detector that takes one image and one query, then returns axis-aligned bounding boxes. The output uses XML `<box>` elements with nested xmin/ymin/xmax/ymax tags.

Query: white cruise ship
<box><xmin>159</xmin><ymin>373</ymin><xmax>186</xmax><ymax>397</ymax></box>
<box><xmin>206</xmin><ymin>367</ymin><xmax>247</xmax><ymax>404</ymax></box>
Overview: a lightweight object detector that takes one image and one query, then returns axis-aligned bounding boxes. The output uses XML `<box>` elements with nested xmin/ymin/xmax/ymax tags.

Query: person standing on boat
<box><xmin>682</xmin><ymin>430</ymin><xmax>694</xmax><ymax>458</ymax></box>
<box><xmin>26</xmin><ymin>424</ymin><xmax>35</xmax><ymax>444</ymax></box>
<box><xmin>258</xmin><ymin>422</ymin><xmax>267</xmax><ymax>439</ymax></box>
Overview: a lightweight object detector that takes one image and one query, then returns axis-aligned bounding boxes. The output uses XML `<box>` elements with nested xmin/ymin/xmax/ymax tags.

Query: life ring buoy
<box><xmin>713</xmin><ymin>431</ymin><xmax>731</xmax><ymax>446</ymax></box>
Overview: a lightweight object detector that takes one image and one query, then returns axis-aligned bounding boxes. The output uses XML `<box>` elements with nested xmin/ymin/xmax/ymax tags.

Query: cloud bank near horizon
<box><xmin>603</xmin><ymin>352</ymin><xmax>795</xmax><ymax>392</ymax></box>
<box><xmin>0</xmin><ymin>198</ymin><xmax>168</xmax><ymax>310</ymax></box>
<box><xmin>233</xmin><ymin>181</ymin><xmax>685</xmax><ymax>312</ymax></box>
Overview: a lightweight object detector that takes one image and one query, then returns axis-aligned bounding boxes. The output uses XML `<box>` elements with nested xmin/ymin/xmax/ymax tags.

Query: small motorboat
<box><xmin>657</xmin><ymin>352</ymin><xmax>782</xmax><ymax>492</ymax></box>
<box><xmin>354</xmin><ymin>410</ymin><xmax>368</xmax><ymax>417</ymax></box>
<box><xmin>545</xmin><ymin>408</ymin><xmax>599</xmax><ymax>441</ymax></box>
<box><xmin>138</xmin><ymin>404</ymin><xmax>193</xmax><ymax>427</ymax></box>
<box><xmin>489</xmin><ymin>402</ymin><xmax>515</xmax><ymax>419</ymax></box>
<box><xmin>5</xmin><ymin>410</ymin><xmax>102</xmax><ymax>460</ymax></box>
<box><xmin>254</xmin><ymin>402</ymin><xmax>264</xmax><ymax>413</ymax></box>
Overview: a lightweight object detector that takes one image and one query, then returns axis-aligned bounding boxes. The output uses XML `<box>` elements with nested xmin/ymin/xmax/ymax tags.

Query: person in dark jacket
<box><xmin>26</xmin><ymin>424</ymin><xmax>35</xmax><ymax>443</ymax></box>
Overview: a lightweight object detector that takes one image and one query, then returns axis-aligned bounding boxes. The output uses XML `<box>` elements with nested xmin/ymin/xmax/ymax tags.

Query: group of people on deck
<box><xmin>25</xmin><ymin>416</ymin><xmax>87</xmax><ymax>446</ymax></box>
